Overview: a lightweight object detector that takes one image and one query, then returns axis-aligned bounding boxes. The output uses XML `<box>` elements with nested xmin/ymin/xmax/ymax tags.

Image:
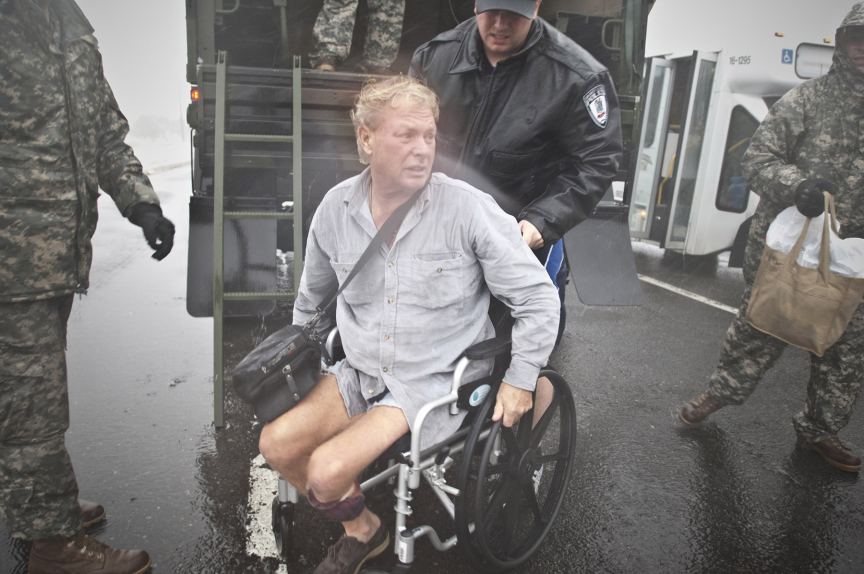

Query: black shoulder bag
<box><xmin>232</xmin><ymin>187</ymin><xmax>424</xmax><ymax>422</ymax></box>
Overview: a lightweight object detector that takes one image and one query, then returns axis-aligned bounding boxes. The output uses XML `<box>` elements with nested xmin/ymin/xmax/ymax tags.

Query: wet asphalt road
<box><xmin>2</xmin><ymin>166</ymin><xmax>862</xmax><ymax>573</ymax></box>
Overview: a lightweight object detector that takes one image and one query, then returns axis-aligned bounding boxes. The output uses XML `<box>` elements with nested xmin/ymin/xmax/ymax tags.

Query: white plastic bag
<box><xmin>765</xmin><ymin>206</ymin><xmax>864</xmax><ymax>279</ymax></box>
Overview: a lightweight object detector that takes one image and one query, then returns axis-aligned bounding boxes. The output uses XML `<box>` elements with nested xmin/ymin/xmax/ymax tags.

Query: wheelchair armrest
<box><xmin>464</xmin><ymin>335</ymin><xmax>512</xmax><ymax>361</ymax></box>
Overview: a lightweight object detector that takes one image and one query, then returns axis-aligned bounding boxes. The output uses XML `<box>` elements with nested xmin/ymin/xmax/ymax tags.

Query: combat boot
<box><xmin>80</xmin><ymin>499</ymin><xmax>106</xmax><ymax>528</ymax></box>
<box><xmin>28</xmin><ymin>530</ymin><xmax>150</xmax><ymax>574</ymax></box>
<box><xmin>798</xmin><ymin>437</ymin><xmax>861</xmax><ymax>473</ymax></box>
<box><xmin>679</xmin><ymin>390</ymin><xmax>725</xmax><ymax>426</ymax></box>
<box><xmin>314</xmin><ymin>56</ymin><xmax>336</xmax><ymax>72</ymax></box>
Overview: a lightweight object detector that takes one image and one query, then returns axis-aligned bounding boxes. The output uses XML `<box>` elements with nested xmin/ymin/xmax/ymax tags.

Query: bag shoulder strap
<box><xmin>313</xmin><ymin>186</ymin><xmax>425</xmax><ymax>317</ymax></box>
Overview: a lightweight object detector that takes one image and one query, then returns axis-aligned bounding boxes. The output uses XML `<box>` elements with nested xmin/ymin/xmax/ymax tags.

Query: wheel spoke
<box><xmin>516</xmin><ymin>408</ymin><xmax>534</xmax><ymax>450</ymax></box>
<box><xmin>501</xmin><ymin>426</ymin><xmax>522</xmax><ymax>455</ymax></box>
<box><xmin>499</xmin><ymin>485</ymin><xmax>523</xmax><ymax>550</ymax></box>
<box><xmin>484</xmin><ymin>463</ymin><xmax>507</xmax><ymax>476</ymax></box>
<box><xmin>530</xmin><ymin>393</ymin><xmax>561</xmax><ymax>449</ymax></box>
<box><xmin>482</xmin><ymin>475</ymin><xmax>518</xmax><ymax>530</ymax></box>
<box><xmin>522</xmin><ymin>483</ymin><xmax>543</xmax><ymax>523</ymax></box>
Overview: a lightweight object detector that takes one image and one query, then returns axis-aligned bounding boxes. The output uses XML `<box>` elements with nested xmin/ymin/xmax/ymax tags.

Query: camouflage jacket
<box><xmin>742</xmin><ymin>3</ymin><xmax>864</xmax><ymax>254</ymax></box>
<box><xmin>0</xmin><ymin>0</ymin><xmax>158</xmax><ymax>302</ymax></box>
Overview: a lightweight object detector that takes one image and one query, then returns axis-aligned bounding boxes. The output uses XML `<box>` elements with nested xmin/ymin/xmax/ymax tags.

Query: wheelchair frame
<box><xmin>271</xmin><ymin>327</ymin><xmax>577</xmax><ymax>573</ymax></box>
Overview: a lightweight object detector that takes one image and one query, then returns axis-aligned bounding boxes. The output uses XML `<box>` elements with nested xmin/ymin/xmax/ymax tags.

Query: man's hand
<box><xmin>794</xmin><ymin>179</ymin><xmax>833</xmax><ymax>218</ymax></box>
<box><xmin>492</xmin><ymin>382</ymin><xmax>533</xmax><ymax>428</ymax></box>
<box><xmin>128</xmin><ymin>203</ymin><xmax>175</xmax><ymax>260</ymax></box>
<box><xmin>518</xmin><ymin>220</ymin><xmax>544</xmax><ymax>250</ymax></box>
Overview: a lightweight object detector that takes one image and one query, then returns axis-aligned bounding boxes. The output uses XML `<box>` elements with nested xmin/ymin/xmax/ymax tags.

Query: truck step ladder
<box><xmin>212</xmin><ymin>51</ymin><xmax>303</xmax><ymax>427</ymax></box>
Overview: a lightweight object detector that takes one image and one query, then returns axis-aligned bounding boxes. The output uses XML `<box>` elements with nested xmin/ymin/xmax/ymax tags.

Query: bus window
<box><xmin>796</xmin><ymin>43</ymin><xmax>834</xmax><ymax>79</ymax></box>
<box><xmin>715</xmin><ymin>106</ymin><xmax>759</xmax><ymax>213</ymax></box>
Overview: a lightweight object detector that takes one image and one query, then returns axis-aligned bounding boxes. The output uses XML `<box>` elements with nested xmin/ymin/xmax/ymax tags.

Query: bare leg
<box><xmin>532</xmin><ymin>376</ymin><xmax>554</xmax><ymax>429</ymax></box>
<box><xmin>258</xmin><ymin>373</ymin><xmax>354</xmax><ymax>496</ymax></box>
<box><xmin>307</xmin><ymin>405</ymin><xmax>409</xmax><ymax>541</ymax></box>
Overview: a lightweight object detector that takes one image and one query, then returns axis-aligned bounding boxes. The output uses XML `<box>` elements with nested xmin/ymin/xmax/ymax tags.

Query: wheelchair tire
<box><xmin>454</xmin><ymin>369</ymin><xmax>577</xmax><ymax>572</ymax></box>
<box><xmin>271</xmin><ymin>496</ymin><xmax>294</xmax><ymax>561</ymax></box>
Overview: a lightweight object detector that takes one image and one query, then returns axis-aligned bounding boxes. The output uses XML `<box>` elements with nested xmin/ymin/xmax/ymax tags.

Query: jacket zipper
<box><xmin>459</xmin><ymin>68</ymin><xmax>496</xmax><ymax>172</ymax></box>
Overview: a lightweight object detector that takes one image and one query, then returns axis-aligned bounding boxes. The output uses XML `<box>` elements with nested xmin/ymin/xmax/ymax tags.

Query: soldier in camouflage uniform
<box><xmin>679</xmin><ymin>3</ymin><xmax>864</xmax><ymax>474</ymax></box>
<box><xmin>310</xmin><ymin>0</ymin><xmax>405</xmax><ymax>73</ymax></box>
<box><xmin>0</xmin><ymin>0</ymin><xmax>174</xmax><ymax>571</ymax></box>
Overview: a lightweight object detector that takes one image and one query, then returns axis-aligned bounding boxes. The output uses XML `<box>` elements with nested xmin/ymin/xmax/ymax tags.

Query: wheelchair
<box><xmin>270</xmin><ymin>326</ymin><xmax>578</xmax><ymax>572</ymax></box>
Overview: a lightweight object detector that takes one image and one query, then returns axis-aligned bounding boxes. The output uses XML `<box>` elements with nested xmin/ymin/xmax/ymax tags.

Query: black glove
<box><xmin>794</xmin><ymin>179</ymin><xmax>833</xmax><ymax>218</ymax></box>
<box><xmin>128</xmin><ymin>203</ymin><xmax>175</xmax><ymax>261</ymax></box>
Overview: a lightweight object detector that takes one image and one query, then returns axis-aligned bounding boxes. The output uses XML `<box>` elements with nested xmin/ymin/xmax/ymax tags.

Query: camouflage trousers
<box><xmin>708</xmin><ymin>234</ymin><xmax>864</xmax><ymax>442</ymax></box>
<box><xmin>310</xmin><ymin>0</ymin><xmax>405</xmax><ymax>69</ymax></box>
<box><xmin>0</xmin><ymin>296</ymin><xmax>82</xmax><ymax>540</ymax></box>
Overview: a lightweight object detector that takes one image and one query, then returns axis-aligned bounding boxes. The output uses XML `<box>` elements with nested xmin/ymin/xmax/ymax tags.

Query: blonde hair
<box><xmin>350</xmin><ymin>75</ymin><xmax>440</xmax><ymax>164</ymax></box>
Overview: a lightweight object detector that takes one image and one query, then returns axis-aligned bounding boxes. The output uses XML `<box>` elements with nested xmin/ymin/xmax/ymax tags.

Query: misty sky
<box><xmin>77</xmin><ymin>0</ymin><xmax>187</xmax><ymax>138</ymax></box>
<box><xmin>73</xmin><ymin>0</ymin><xmax>860</xmax><ymax>140</ymax></box>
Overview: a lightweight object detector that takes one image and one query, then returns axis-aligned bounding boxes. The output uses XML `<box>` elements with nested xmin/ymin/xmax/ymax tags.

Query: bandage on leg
<box><xmin>308</xmin><ymin>480</ymin><xmax>365</xmax><ymax>522</ymax></box>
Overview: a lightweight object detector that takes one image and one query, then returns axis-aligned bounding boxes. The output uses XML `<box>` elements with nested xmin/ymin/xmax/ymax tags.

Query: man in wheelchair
<box><xmin>258</xmin><ymin>75</ymin><xmax>561</xmax><ymax>574</ymax></box>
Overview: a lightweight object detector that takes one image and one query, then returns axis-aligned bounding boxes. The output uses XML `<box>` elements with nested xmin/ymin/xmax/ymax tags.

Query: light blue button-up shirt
<box><xmin>293</xmin><ymin>169</ymin><xmax>560</xmax><ymax>448</ymax></box>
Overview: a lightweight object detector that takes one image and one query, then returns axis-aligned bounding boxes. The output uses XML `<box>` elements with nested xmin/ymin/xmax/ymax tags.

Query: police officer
<box><xmin>410</xmin><ymin>0</ymin><xmax>622</xmax><ymax>345</ymax></box>
<box><xmin>311</xmin><ymin>0</ymin><xmax>405</xmax><ymax>74</ymax></box>
<box><xmin>0</xmin><ymin>0</ymin><xmax>174</xmax><ymax>570</ymax></box>
<box><xmin>679</xmin><ymin>3</ymin><xmax>864</xmax><ymax>474</ymax></box>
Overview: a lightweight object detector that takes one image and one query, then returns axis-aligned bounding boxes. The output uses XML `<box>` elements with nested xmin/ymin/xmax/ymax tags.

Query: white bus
<box><xmin>629</xmin><ymin>1</ymin><xmax>852</xmax><ymax>264</ymax></box>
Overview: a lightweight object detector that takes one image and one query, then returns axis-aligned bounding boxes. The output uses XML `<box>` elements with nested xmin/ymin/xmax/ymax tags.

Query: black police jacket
<box><xmin>410</xmin><ymin>17</ymin><xmax>622</xmax><ymax>245</ymax></box>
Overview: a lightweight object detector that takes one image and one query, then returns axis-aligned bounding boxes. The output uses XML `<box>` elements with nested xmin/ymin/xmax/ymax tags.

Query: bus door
<box><xmin>629</xmin><ymin>51</ymin><xmax>718</xmax><ymax>249</ymax></box>
<box><xmin>663</xmin><ymin>51</ymin><xmax>718</xmax><ymax>251</ymax></box>
<box><xmin>628</xmin><ymin>57</ymin><xmax>673</xmax><ymax>240</ymax></box>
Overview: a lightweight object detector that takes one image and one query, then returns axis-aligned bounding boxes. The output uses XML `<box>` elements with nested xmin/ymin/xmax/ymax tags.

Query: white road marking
<box><xmin>246</xmin><ymin>454</ymin><xmax>288</xmax><ymax>573</ymax></box>
<box><xmin>637</xmin><ymin>274</ymin><xmax>738</xmax><ymax>315</ymax></box>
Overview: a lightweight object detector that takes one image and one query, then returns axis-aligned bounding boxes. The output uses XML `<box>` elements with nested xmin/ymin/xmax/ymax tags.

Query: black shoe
<box><xmin>313</xmin><ymin>521</ymin><xmax>389</xmax><ymax>574</ymax></box>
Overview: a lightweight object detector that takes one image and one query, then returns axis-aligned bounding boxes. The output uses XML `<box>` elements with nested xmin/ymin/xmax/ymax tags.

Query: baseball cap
<box><xmin>475</xmin><ymin>0</ymin><xmax>539</xmax><ymax>20</ymax></box>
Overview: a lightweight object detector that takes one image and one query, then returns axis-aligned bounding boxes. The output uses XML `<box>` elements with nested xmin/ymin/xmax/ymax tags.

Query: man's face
<box><xmin>361</xmin><ymin>101</ymin><xmax>436</xmax><ymax>195</ymax></box>
<box><xmin>475</xmin><ymin>1</ymin><xmax>541</xmax><ymax>62</ymax></box>
<box><xmin>845</xmin><ymin>26</ymin><xmax>864</xmax><ymax>71</ymax></box>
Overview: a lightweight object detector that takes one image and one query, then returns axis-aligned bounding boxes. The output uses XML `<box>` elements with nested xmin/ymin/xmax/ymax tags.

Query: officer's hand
<box><xmin>794</xmin><ymin>179</ymin><xmax>833</xmax><ymax>218</ymax></box>
<box><xmin>492</xmin><ymin>382</ymin><xmax>533</xmax><ymax>428</ymax></box>
<box><xmin>518</xmin><ymin>220</ymin><xmax>544</xmax><ymax>249</ymax></box>
<box><xmin>128</xmin><ymin>203</ymin><xmax>175</xmax><ymax>260</ymax></box>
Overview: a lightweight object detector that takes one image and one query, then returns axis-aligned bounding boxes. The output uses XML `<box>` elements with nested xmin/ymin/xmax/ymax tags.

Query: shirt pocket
<box><xmin>409</xmin><ymin>252</ymin><xmax>464</xmax><ymax>310</ymax></box>
<box><xmin>329</xmin><ymin>254</ymin><xmax>373</xmax><ymax>307</ymax></box>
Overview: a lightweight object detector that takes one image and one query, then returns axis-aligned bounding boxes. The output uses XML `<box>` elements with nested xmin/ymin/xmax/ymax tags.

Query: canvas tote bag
<box><xmin>746</xmin><ymin>193</ymin><xmax>864</xmax><ymax>357</ymax></box>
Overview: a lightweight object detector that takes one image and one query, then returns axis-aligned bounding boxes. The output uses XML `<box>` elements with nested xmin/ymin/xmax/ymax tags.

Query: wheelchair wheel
<box><xmin>271</xmin><ymin>496</ymin><xmax>294</xmax><ymax>560</ymax></box>
<box><xmin>454</xmin><ymin>369</ymin><xmax>577</xmax><ymax>572</ymax></box>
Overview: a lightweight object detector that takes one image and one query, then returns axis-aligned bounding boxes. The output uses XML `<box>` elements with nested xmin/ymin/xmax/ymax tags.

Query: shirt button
<box><xmin>368</xmin><ymin>388</ymin><xmax>374</xmax><ymax>394</ymax></box>
<box><xmin>383</xmin><ymin>367</ymin><xmax>388</xmax><ymax>372</ymax></box>
<box><xmin>388</xmin><ymin>298</ymin><xmax>394</xmax><ymax>304</ymax></box>
<box><xmin>384</xmin><ymin>334</ymin><xmax>390</xmax><ymax>340</ymax></box>
<box><xmin>437</xmin><ymin>268</ymin><xmax>442</xmax><ymax>273</ymax></box>
<box><xmin>388</xmin><ymin>262</ymin><xmax>394</xmax><ymax>267</ymax></box>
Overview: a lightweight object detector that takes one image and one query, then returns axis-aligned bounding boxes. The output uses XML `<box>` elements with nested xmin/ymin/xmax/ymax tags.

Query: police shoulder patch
<box><xmin>583</xmin><ymin>85</ymin><xmax>608</xmax><ymax>129</ymax></box>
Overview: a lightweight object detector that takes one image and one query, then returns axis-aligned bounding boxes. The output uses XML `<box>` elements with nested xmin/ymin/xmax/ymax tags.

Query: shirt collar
<box><xmin>343</xmin><ymin>167</ymin><xmax>433</xmax><ymax>244</ymax></box>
